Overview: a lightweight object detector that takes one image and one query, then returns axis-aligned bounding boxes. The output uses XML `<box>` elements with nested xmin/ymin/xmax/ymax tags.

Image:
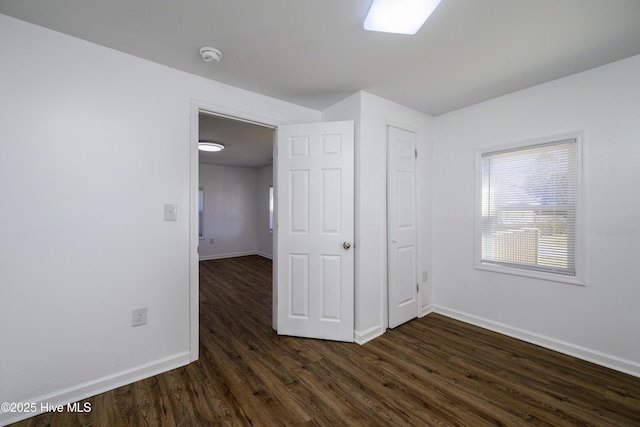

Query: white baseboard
<box><xmin>256</xmin><ymin>251</ymin><xmax>273</xmax><ymax>260</ymax></box>
<box><xmin>355</xmin><ymin>324</ymin><xmax>385</xmax><ymax>345</ymax></box>
<box><xmin>433</xmin><ymin>305</ymin><xmax>640</xmax><ymax>378</ymax></box>
<box><xmin>199</xmin><ymin>250</ymin><xmax>257</xmax><ymax>261</ymax></box>
<box><xmin>199</xmin><ymin>251</ymin><xmax>273</xmax><ymax>262</ymax></box>
<box><xmin>0</xmin><ymin>352</ymin><xmax>191</xmax><ymax>426</ymax></box>
<box><xmin>420</xmin><ymin>304</ymin><xmax>434</xmax><ymax>318</ymax></box>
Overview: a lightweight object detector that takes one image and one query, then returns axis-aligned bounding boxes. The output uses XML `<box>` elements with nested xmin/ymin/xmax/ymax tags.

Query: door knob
<box><xmin>343</xmin><ymin>242</ymin><xmax>351</xmax><ymax>250</ymax></box>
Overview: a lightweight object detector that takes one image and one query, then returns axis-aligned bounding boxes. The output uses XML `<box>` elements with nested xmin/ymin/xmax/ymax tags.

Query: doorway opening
<box><xmin>198</xmin><ymin>112</ymin><xmax>276</xmax><ymax>261</ymax></box>
<box><xmin>189</xmin><ymin>101</ymin><xmax>278</xmax><ymax>360</ymax></box>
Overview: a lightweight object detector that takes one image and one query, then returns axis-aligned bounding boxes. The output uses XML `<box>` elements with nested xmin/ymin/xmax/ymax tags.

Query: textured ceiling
<box><xmin>2</xmin><ymin>0</ymin><xmax>640</xmax><ymax>117</ymax></box>
<box><xmin>199</xmin><ymin>114</ymin><xmax>274</xmax><ymax>167</ymax></box>
<box><xmin>3</xmin><ymin>0</ymin><xmax>640</xmax><ymax>166</ymax></box>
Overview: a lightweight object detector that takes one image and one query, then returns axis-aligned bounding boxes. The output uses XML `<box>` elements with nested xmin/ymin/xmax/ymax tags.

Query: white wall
<box><xmin>432</xmin><ymin>55</ymin><xmax>640</xmax><ymax>376</ymax></box>
<box><xmin>198</xmin><ymin>163</ymin><xmax>273</xmax><ymax>260</ymax></box>
<box><xmin>323</xmin><ymin>92</ymin><xmax>434</xmax><ymax>344</ymax></box>
<box><xmin>0</xmin><ymin>14</ymin><xmax>318</xmax><ymax>425</ymax></box>
<box><xmin>199</xmin><ymin>164</ymin><xmax>259</xmax><ymax>259</ymax></box>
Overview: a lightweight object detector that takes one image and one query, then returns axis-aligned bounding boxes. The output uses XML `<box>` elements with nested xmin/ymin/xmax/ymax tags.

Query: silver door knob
<box><xmin>343</xmin><ymin>242</ymin><xmax>351</xmax><ymax>250</ymax></box>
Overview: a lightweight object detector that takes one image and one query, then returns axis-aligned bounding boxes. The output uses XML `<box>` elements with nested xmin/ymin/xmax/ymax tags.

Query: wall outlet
<box><xmin>210</xmin><ymin>238</ymin><xmax>214</xmax><ymax>244</ymax></box>
<box><xmin>423</xmin><ymin>270</ymin><xmax>428</xmax><ymax>282</ymax></box>
<box><xmin>132</xmin><ymin>307</ymin><xmax>147</xmax><ymax>327</ymax></box>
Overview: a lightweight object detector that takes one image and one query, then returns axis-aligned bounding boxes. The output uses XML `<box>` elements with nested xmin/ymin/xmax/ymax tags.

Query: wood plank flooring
<box><xmin>11</xmin><ymin>255</ymin><xmax>640</xmax><ymax>426</ymax></box>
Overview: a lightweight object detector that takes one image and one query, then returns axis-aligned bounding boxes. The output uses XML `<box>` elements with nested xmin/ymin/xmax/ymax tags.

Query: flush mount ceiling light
<box><xmin>364</xmin><ymin>0</ymin><xmax>442</xmax><ymax>35</ymax></box>
<box><xmin>198</xmin><ymin>141</ymin><xmax>225</xmax><ymax>152</ymax></box>
<box><xmin>199</xmin><ymin>47</ymin><xmax>222</xmax><ymax>63</ymax></box>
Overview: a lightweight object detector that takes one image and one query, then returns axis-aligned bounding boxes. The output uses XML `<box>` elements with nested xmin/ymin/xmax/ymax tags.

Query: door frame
<box><xmin>189</xmin><ymin>99</ymin><xmax>282</xmax><ymax>360</ymax></box>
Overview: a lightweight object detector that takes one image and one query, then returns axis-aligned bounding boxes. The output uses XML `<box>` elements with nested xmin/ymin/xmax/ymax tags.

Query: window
<box><xmin>475</xmin><ymin>135</ymin><xmax>583</xmax><ymax>284</ymax></box>
<box><xmin>198</xmin><ymin>187</ymin><xmax>204</xmax><ymax>239</ymax></box>
<box><xmin>269</xmin><ymin>186</ymin><xmax>274</xmax><ymax>233</ymax></box>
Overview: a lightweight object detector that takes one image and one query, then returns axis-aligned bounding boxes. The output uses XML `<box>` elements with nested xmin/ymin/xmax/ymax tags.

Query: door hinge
<box><xmin>416</xmin><ymin>283</ymin><xmax>419</xmax><ymax>293</ymax></box>
<box><xmin>415</xmin><ymin>149</ymin><xmax>418</xmax><ymax>158</ymax></box>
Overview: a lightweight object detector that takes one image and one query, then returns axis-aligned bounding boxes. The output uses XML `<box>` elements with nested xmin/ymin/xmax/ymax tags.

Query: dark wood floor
<box><xmin>12</xmin><ymin>255</ymin><xmax>640</xmax><ymax>426</ymax></box>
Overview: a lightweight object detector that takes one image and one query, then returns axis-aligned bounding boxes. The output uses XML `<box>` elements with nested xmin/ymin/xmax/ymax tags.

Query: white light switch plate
<box><xmin>164</xmin><ymin>204</ymin><xmax>177</xmax><ymax>221</ymax></box>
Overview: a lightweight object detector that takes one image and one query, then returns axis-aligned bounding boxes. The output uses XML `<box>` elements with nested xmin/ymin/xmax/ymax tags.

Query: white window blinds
<box><xmin>481</xmin><ymin>139</ymin><xmax>577</xmax><ymax>276</ymax></box>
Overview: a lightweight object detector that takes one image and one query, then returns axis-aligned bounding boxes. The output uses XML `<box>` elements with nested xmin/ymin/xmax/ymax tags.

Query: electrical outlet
<box><xmin>423</xmin><ymin>270</ymin><xmax>428</xmax><ymax>282</ymax></box>
<box><xmin>132</xmin><ymin>307</ymin><xmax>147</xmax><ymax>327</ymax></box>
<box><xmin>210</xmin><ymin>238</ymin><xmax>214</xmax><ymax>244</ymax></box>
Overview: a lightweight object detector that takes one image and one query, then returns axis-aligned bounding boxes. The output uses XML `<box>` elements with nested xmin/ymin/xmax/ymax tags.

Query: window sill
<box><xmin>475</xmin><ymin>262</ymin><xmax>585</xmax><ymax>286</ymax></box>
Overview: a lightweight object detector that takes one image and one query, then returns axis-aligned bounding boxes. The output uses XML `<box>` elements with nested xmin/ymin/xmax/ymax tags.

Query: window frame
<box><xmin>198</xmin><ymin>187</ymin><xmax>205</xmax><ymax>240</ymax></box>
<box><xmin>473</xmin><ymin>132</ymin><xmax>585</xmax><ymax>286</ymax></box>
<box><xmin>269</xmin><ymin>186</ymin><xmax>274</xmax><ymax>234</ymax></box>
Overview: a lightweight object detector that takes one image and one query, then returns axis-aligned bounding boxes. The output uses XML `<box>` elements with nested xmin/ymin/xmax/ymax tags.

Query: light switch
<box><xmin>164</xmin><ymin>204</ymin><xmax>177</xmax><ymax>221</ymax></box>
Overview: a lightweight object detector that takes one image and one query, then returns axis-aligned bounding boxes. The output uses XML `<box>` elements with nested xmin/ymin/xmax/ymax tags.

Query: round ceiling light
<box><xmin>198</xmin><ymin>141</ymin><xmax>225</xmax><ymax>152</ymax></box>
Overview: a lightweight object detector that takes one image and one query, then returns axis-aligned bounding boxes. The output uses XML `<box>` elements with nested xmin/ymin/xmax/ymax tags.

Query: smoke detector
<box><xmin>199</xmin><ymin>47</ymin><xmax>222</xmax><ymax>63</ymax></box>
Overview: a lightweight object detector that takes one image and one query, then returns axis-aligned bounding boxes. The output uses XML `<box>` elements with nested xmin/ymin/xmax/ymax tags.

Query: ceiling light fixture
<box><xmin>364</xmin><ymin>0</ymin><xmax>442</xmax><ymax>35</ymax></box>
<box><xmin>199</xmin><ymin>47</ymin><xmax>222</xmax><ymax>63</ymax></box>
<box><xmin>198</xmin><ymin>141</ymin><xmax>225</xmax><ymax>152</ymax></box>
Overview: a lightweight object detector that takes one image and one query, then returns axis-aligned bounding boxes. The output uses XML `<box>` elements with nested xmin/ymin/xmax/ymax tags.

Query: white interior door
<box><xmin>276</xmin><ymin>120</ymin><xmax>354</xmax><ymax>342</ymax></box>
<box><xmin>388</xmin><ymin>125</ymin><xmax>418</xmax><ymax>329</ymax></box>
